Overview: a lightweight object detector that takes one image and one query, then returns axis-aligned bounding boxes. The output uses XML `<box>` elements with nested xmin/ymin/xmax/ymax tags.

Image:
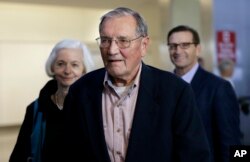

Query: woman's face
<box><xmin>52</xmin><ymin>48</ymin><xmax>85</xmax><ymax>88</ymax></box>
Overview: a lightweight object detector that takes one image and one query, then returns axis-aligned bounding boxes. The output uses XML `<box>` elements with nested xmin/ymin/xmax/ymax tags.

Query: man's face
<box><xmin>168</xmin><ymin>31</ymin><xmax>200</xmax><ymax>72</ymax></box>
<box><xmin>99</xmin><ymin>15</ymin><xmax>149</xmax><ymax>86</ymax></box>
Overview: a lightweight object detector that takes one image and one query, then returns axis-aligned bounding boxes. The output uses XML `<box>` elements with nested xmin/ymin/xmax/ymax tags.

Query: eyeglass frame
<box><xmin>95</xmin><ymin>35</ymin><xmax>143</xmax><ymax>49</ymax></box>
<box><xmin>167</xmin><ymin>42</ymin><xmax>198</xmax><ymax>50</ymax></box>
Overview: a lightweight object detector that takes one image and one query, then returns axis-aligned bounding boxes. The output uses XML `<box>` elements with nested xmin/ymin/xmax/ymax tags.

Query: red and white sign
<box><xmin>216</xmin><ymin>30</ymin><xmax>236</xmax><ymax>63</ymax></box>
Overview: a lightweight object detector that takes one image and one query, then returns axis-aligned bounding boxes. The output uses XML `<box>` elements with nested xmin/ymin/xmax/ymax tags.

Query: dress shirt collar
<box><xmin>103</xmin><ymin>63</ymin><xmax>142</xmax><ymax>95</ymax></box>
<box><xmin>174</xmin><ymin>62</ymin><xmax>199</xmax><ymax>84</ymax></box>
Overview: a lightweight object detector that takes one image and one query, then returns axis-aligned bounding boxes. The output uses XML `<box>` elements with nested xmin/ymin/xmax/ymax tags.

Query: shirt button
<box><xmin>117</xmin><ymin>129</ymin><xmax>121</xmax><ymax>132</ymax></box>
<box><xmin>116</xmin><ymin>151</ymin><xmax>121</xmax><ymax>155</ymax></box>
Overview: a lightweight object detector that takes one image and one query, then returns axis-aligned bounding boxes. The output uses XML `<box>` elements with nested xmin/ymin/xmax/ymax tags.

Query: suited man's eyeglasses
<box><xmin>167</xmin><ymin>42</ymin><xmax>197</xmax><ymax>50</ymax></box>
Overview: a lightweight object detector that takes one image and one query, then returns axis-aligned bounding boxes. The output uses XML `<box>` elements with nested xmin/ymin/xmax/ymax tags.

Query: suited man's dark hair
<box><xmin>167</xmin><ymin>25</ymin><xmax>200</xmax><ymax>44</ymax></box>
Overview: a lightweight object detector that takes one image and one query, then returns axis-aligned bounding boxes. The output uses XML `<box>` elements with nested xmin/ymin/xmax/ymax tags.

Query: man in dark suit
<box><xmin>167</xmin><ymin>25</ymin><xmax>241</xmax><ymax>162</ymax></box>
<box><xmin>62</xmin><ymin>8</ymin><xmax>210</xmax><ymax>162</ymax></box>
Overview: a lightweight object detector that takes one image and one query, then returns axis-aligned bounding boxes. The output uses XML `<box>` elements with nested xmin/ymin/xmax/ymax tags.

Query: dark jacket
<box><xmin>191</xmin><ymin>66</ymin><xmax>241</xmax><ymax>162</ymax></box>
<box><xmin>9</xmin><ymin>79</ymin><xmax>64</xmax><ymax>162</ymax></box>
<box><xmin>63</xmin><ymin>63</ymin><xmax>211</xmax><ymax>162</ymax></box>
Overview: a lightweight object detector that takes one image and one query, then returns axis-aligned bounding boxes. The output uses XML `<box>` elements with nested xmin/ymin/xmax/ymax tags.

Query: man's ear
<box><xmin>196</xmin><ymin>44</ymin><xmax>201</xmax><ymax>57</ymax></box>
<box><xmin>141</xmin><ymin>36</ymin><xmax>150</xmax><ymax>57</ymax></box>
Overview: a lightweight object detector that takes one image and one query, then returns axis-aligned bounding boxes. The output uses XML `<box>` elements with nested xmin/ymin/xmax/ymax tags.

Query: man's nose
<box><xmin>108</xmin><ymin>40</ymin><xmax>119</xmax><ymax>54</ymax></box>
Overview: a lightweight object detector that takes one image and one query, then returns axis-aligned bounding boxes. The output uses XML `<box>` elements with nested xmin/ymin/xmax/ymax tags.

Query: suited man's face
<box><xmin>168</xmin><ymin>31</ymin><xmax>201</xmax><ymax>74</ymax></box>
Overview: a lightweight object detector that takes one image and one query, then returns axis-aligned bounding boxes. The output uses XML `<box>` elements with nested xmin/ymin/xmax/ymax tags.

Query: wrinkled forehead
<box><xmin>100</xmin><ymin>15</ymin><xmax>138</xmax><ymax>37</ymax></box>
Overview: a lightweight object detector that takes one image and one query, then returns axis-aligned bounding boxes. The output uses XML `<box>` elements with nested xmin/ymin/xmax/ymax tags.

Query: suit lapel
<box><xmin>126</xmin><ymin>64</ymin><xmax>160</xmax><ymax>161</ymax></box>
<box><xmin>191</xmin><ymin>66</ymin><xmax>206</xmax><ymax>97</ymax></box>
<box><xmin>84</xmin><ymin>69</ymin><xmax>111</xmax><ymax>162</ymax></box>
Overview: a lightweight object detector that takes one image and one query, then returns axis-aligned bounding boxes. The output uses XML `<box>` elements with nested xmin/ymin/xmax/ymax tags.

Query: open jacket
<box><xmin>63</xmin><ymin>63</ymin><xmax>211</xmax><ymax>162</ymax></box>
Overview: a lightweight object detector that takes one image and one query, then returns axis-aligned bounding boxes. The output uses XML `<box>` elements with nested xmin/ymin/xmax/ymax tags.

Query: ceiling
<box><xmin>0</xmin><ymin>0</ymin><xmax>167</xmax><ymax>9</ymax></box>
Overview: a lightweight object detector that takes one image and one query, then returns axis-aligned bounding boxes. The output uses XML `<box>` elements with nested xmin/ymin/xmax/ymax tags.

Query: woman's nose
<box><xmin>64</xmin><ymin>64</ymin><xmax>71</xmax><ymax>74</ymax></box>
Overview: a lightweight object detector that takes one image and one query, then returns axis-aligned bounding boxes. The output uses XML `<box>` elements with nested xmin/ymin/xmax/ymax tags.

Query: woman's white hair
<box><xmin>45</xmin><ymin>39</ymin><xmax>95</xmax><ymax>77</ymax></box>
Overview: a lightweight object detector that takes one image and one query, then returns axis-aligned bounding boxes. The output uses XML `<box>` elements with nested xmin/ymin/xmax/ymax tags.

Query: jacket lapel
<box><xmin>191</xmin><ymin>66</ymin><xmax>207</xmax><ymax>97</ymax></box>
<box><xmin>84</xmin><ymin>69</ymin><xmax>111</xmax><ymax>162</ymax></box>
<box><xmin>125</xmin><ymin>64</ymin><xmax>160</xmax><ymax>161</ymax></box>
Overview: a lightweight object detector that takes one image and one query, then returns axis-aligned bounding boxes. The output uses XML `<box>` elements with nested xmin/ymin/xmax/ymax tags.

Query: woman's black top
<box><xmin>9</xmin><ymin>79</ymin><xmax>64</xmax><ymax>162</ymax></box>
